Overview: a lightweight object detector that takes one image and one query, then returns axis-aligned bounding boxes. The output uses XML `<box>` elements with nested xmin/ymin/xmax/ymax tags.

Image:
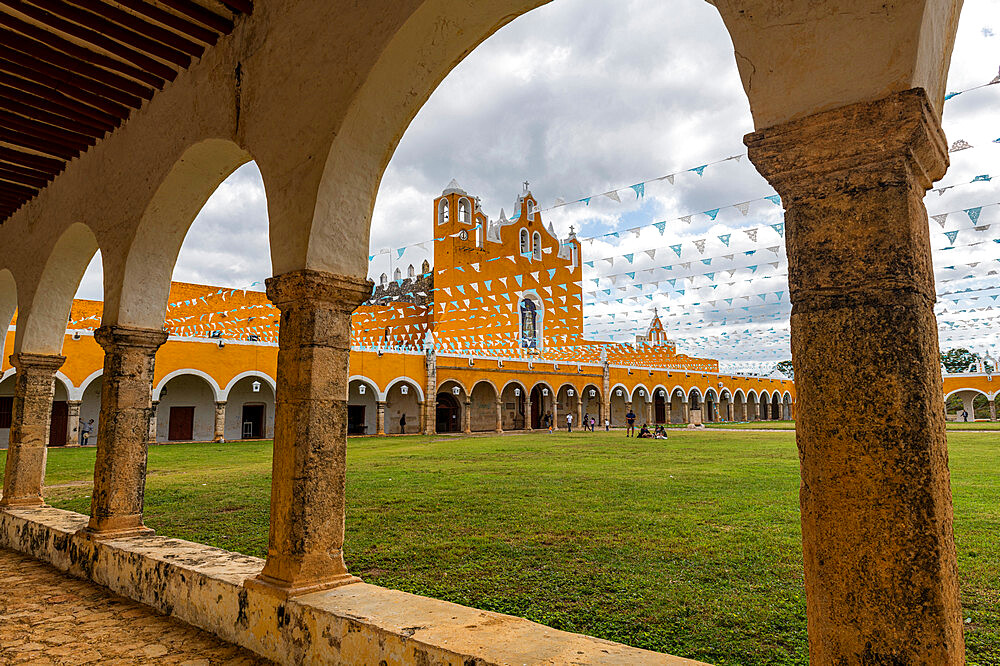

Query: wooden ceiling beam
<box><xmin>0</xmin><ymin>110</ymin><xmax>97</xmax><ymax>147</ymax></box>
<box><xmin>0</xmin><ymin>12</ymin><xmax>162</xmax><ymax>90</ymax></box>
<box><xmin>3</xmin><ymin>0</ymin><xmax>185</xmax><ymax>77</ymax></box>
<box><xmin>0</xmin><ymin>43</ymin><xmax>140</xmax><ymax>111</ymax></box>
<box><xmin>52</xmin><ymin>0</ymin><xmax>204</xmax><ymax>59</ymax></box>
<box><xmin>0</xmin><ymin>126</ymin><xmax>81</xmax><ymax>160</ymax></box>
<box><xmin>0</xmin><ymin>83</ymin><xmax>117</xmax><ymax>133</ymax></box>
<box><xmin>0</xmin><ymin>176</ymin><xmax>40</xmax><ymax>198</ymax></box>
<box><xmin>0</xmin><ymin>146</ymin><xmax>63</xmax><ymax>171</ymax></box>
<box><xmin>217</xmin><ymin>0</ymin><xmax>251</xmax><ymax>14</ymax></box>
<box><xmin>108</xmin><ymin>0</ymin><xmax>218</xmax><ymax>46</ymax></box>
<box><xmin>156</xmin><ymin>0</ymin><xmax>232</xmax><ymax>34</ymax></box>
<box><xmin>0</xmin><ymin>27</ymin><xmax>154</xmax><ymax>100</ymax></box>
<box><xmin>0</xmin><ymin>55</ymin><xmax>128</xmax><ymax>119</ymax></box>
<box><xmin>0</xmin><ymin>167</ymin><xmax>50</xmax><ymax>188</ymax></box>
<box><xmin>0</xmin><ymin>158</ymin><xmax>51</xmax><ymax>180</ymax></box>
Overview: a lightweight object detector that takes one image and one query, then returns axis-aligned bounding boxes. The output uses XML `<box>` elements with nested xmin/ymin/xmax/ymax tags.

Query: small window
<box><xmin>438</xmin><ymin>199</ymin><xmax>450</xmax><ymax>225</ymax></box>
<box><xmin>520</xmin><ymin>229</ymin><xmax>530</xmax><ymax>255</ymax></box>
<box><xmin>407</xmin><ymin>264</ymin><xmax>415</xmax><ymax>278</ymax></box>
<box><xmin>459</xmin><ymin>198</ymin><xmax>471</xmax><ymax>224</ymax></box>
<box><xmin>0</xmin><ymin>396</ymin><xmax>12</xmax><ymax>429</ymax></box>
<box><xmin>532</xmin><ymin>232</ymin><xmax>542</xmax><ymax>260</ymax></box>
<box><xmin>527</xmin><ymin>199</ymin><xmax>535</xmax><ymax>217</ymax></box>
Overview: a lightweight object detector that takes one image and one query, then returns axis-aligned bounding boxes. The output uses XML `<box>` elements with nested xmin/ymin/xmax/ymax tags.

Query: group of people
<box><xmin>540</xmin><ymin>411</ymin><xmax>608</xmax><ymax>433</ymax></box>
<box><xmin>623</xmin><ymin>408</ymin><xmax>667</xmax><ymax>439</ymax></box>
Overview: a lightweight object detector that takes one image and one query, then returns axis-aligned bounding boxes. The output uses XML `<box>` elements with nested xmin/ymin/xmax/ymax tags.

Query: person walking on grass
<box><xmin>566</xmin><ymin>411</ymin><xmax>573</xmax><ymax>432</ymax></box>
<box><xmin>589</xmin><ymin>415</ymin><xmax>596</xmax><ymax>432</ymax></box>
<box><xmin>399</xmin><ymin>413</ymin><xmax>406</xmax><ymax>434</ymax></box>
<box><xmin>583</xmin><ymin>412</ymin><xmax>590</xmax><ymax>432</ymax></box>
<box><xmin>604</xmin><ymin>417</ymin><xmax>610</xmax><ymax>432</ymax></box>
<box><xmin>625</xmin><ymin>408</ymin><xmax>636</xmax><ymax>437</ymax></box>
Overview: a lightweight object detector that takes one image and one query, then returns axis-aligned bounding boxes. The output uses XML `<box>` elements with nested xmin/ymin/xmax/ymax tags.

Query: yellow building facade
<box><xmin>1</xmin><ymin>184</ymin><xmax>801</xmax><ymax>447</ymax></box>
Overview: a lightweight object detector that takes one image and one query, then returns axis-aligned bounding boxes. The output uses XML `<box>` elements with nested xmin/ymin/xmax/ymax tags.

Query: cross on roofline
<box><xmin>523</xmin><ymin>180</ymin><xmax>530</xmax><ymax>192</ymax></box>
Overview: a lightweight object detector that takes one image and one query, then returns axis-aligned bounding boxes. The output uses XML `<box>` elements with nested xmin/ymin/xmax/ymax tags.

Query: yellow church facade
<box><xmin>1</xmin><ymin>184</ymin><xmax>801</xmax><ymax>447</ymax></box>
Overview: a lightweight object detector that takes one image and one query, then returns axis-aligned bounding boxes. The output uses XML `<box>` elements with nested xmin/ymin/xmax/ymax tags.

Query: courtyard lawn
<box><xmin>3</xmin><ymin>430</ymin><xmax>997</xmax><ymax>665</ymax></box>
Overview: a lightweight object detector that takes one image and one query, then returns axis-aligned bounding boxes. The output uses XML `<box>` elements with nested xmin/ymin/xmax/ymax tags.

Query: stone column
<box><xmin>990</xmin><ymin>399</ymin><xmax>997</xmax><ymax>422</ymax></box>
<box><xmin>746</xmin><ymin>89</ymin><xmax>963</xmax><ymax>662</ymax></box>
<box><xmin>575</xmin><ymin>395</ymin><xmax>582</xmax><ymax>428</ymax></box>
<box><xmin>83</xmin><ymin>326</ymin><xmax>167</xmax><ymax>538</ymax></box>
<box><xmin>524</xmin><ymin>398</ymin><xmax>532</xmax><ymax>431</ymax></box>
<box><xmin>416</xmin><ymin>400</ymin><xmax>424</xmax><ymax>433</ymax></box>
<box><xmin>462</xmin><ymin>399</ymin><xmax>471</xmax><ymax>434</ymax></box>
<box><xmin>681</xmin><ymin>400</ymin><xmax>689</xmax><ymax>424</ymax></box>
<box><xmin>213</xmin><ymin>401</ymin><xmax>226</xmax><ymax>442</ymax></box>
<box><xmin>66</xmin><ymin>400</ymin><xmax>81</xmax><ymax>447</ymax></box>
<box><xmin>423</xmin><ymin>350</ymin><xmax>436</xmax><ymax>435</ymax></box>
<box><xmin>742</xmin><ymin>403</ymin><xmax>748</xmax><ymax>422</ymax></box>
<box><xmin>376</xmin><ymin>401</ymin><xmax>386</xmax><ymax>435</ymax></box>
<box><xmin>148</xmin><ymin>401</ymin><xmax>159</xmax><ymax>444</ymax></box>
<box><xmin>245</xmin><ymin>270</ymin><xmax>370</xmax><ymax>599</ymax></box>
<box><xmin>727</xmin><ymin>403</ymin><xmax>734</xmax><ymax>422</ymax></box>
<box><xmin>495</xmin><ymin>399</ymin><xmax>503</xmax><ymax>433</ymax></box>
<box><xmin>1</xmin><ymin>353</ymin><xmax>65</xmax><ymax>507</ymax></box>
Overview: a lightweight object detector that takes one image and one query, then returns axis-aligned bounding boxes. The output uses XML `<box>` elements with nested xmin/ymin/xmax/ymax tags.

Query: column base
<box><xmin>77</xmin><ymin>525</ymin><xmax>155</xmax><ymax>541</ymax></box>
<box><xmin>213</xmin><ymin>436</ymin><xmax>225</xmax><ymax>443</ymax></box>
<box><xmin>0</xmin><ymin>497</ymin><xmax>46</xmax><ymax>509</ymax></box>
<box><xmin>244</xmin><ymin>572</ymin><xmax>362</xmax><ymax>600</ymax></box>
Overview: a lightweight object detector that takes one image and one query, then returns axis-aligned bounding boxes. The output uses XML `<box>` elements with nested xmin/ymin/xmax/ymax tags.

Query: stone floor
<box><xmin>0</xmin><ymin>547</ymin><xmax>271</xmax><ymax>665</ymax></box>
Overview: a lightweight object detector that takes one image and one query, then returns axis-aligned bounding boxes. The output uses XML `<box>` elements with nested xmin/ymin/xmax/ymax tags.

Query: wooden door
<box><xmin>168</xmin><ymin>406</ymin><xmax>195</xmax><ymax>441</ymax></box>
<box><xmin>49</xmin><ymin>401</ymin><xmax>68</xmax><ymax>446</ymax></box>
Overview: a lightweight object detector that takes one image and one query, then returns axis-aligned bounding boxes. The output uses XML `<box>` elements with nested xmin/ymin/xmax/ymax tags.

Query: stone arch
<box><xmin>0</xmin><ymin>269</ymin><xmax>16</xmax><ymax>349</ymax></box>
<box><xmin>385</xmin><ymin>377</ymin><xmax>423</xmax><ymax>434</ymax></box>
<box><xmin>580</xmin><ymin>384</ymin><xmax>602</xmax><ymax>425</ymax></box>
<box><xmin>16</xmin><ymin>223</ymin><xmax>99</xmax><ymax>355</ymax></box>
<box><xmin>458</xmin><ymin>197</ymin><xmax>472</xmax><ymax>225</ymax></box>
<box><xmin>669</xmin><ymin>386</ymin><xmax>686</xmax><ymax>424</ymax></box>
<box><xmin>771</xmin><ymin>391</ymin><xmax>782</xmax><ymax>421</ymax></box>
<box><xmin>153</xmin><ymin>369</ymin><xmax>222</xmax><ymax>402</ymax></box>
<box><xmin>437</xmin><ymin>379</ymin><xmax>469</xmax><ymax>433</ymax></box>
<box><xmin>154</xmin><ymin>370</ymin><xmax>223</xmax><ymax>442</ymax></box>
<box><xmin>944</xmin><ymin>387</ymin><xmax>990</xmax><ymax>421</ymax></box>
<box><xmin>527</xmin><ymin>380</ymin><xmax>554</xmax><ymax>429</ymax></box>
<box><xmin>497</xmin><ymin>379</ymin><xmax>527</xmax><ymax>430</ymax></box>
<box><xmin>688</xmin><ymin>387</ymin><xmax>702</xmax><ymax>411</ymax></box>
<box><xmin>532</xmin><ymin>231</ymin><xmax>542</xmax><ymax>260</ymax></box>
<box><xmin>221</xmin><ymin>371</ymin><xmax>278</xmax><ymax>401</ymax></box>
<box><xmin>224</xmin><ymin>373</ymin><xmax>277</xmax><ymax>440</ymax></box>
<box><xmin>348</xmin><ymin>376</ymin><xmax>381</xmax><ymax>435</ymax></box>
<box><xmin>630</xmin><ymin>383</ymin><xmax>650</xmax><ymax>403</ymax></box>
<box><xmin>385</xmin><ymin>376</ymin><xmax>425</xmax><ymax>403</ymax></box>
<box><xmin>75</xmin><ymin>369</ymin><xmax>104</xmax><ymax>402</ymax></box>
<box><xmin>469</xmin><ymin>379</ymin><xmax>499</xmax><ymax>432</ymax></box>
<box><xmin>705</xmin><ymin>388</ymin><xmax>719</xmax><ymax>423</ymax></box>
<box><xmin>109</xmin><ymin>139</ymin><xmax>252</xmax><ymax>328</ymax></box>
<box><xmin>555</xmin><ymin>383</ymin><xmax>579</xmax><ymax>428</ymax></box>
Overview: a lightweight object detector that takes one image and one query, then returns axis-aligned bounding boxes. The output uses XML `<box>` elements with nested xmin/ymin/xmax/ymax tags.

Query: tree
<box><xmin>775</xmin><ymin>360</ymin><xmax>794</xmax><ymax>379</ymax></box>
<box><xmin>940</xmin><ymin>348</ymin><xmax>981</xmax><ymax>374</ymax></box>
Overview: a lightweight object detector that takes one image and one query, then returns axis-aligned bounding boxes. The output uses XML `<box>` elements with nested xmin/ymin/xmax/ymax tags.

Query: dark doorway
<box><xmin>49</xmin><ymin>401</ymin><xmax>68</xmax><ymax>446</ymax></box>
<box><xmin>242</xmin><ymin>403</ymin><xmax>265</xmax><ymax>439</ymax></box>
<box><xmin>168</xmin><ymin>406</ymin><xmax>195</xmax><ymax>441</ymax></box>
<box><xmin>653</xmin><ymin>394</ymin><xmax>666</xmax><ymax>424</ymax></box>
<box><xmin>706</xmin><ymin>400</ymin><xmax>715</xmax><ymax>422</ymax></box>
<box><xmin>436</xmin><ymin>393</ymin><xmax>460</xmax><ymax>432</ymax></box>
<box><xmin>529</xmin><ymin>386</ymin><xmax>544</xmax><ymax>429</ymax></box>
<box><xmin>347</xmin><ymin>405</ymin><xmax>366</xmax><ymax>434</ymax></box>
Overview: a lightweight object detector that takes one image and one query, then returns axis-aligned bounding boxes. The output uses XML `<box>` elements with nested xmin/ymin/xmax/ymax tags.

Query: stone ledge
<box><xmin>0</xmin><ymin>506</ymin><xmax>705</xmax><ymax>665</ymax></box>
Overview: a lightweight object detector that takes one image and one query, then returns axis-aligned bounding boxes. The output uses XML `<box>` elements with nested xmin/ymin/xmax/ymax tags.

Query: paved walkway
<box><xmin>0</xmin><ymin>547</ymin><xmax>270</xmax><ymax>665</ymax></box>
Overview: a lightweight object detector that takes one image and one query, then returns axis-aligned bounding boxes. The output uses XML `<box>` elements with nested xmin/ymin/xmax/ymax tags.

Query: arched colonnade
<box><xmin>0</xmin><ymin>1</ymin><xmax>969</xmax><ymax>661</ymax></box>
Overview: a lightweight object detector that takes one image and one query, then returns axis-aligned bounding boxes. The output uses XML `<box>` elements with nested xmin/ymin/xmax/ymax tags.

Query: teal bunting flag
<box><xmin>749</xmin><ymin>265</ymin><xmax>758</xmax><ymax>272</ymax></box>
<box><xmin>582</xmin><ymin>197</ymin><xmax>591</xmax><ymax>205</ymax></box>
<box><xmin>765</xmin><ymin>195</ymin><xmax>781</xmax><ymax>206</ymax></box>
<box><xmin>627</xmin><ymin>272</ymin><xmax>635</xmax><ymax>280</ymax></box>
<box><xmin>944</xmin><ymin>230</ymin><xmax>960</xmax><ymax>244</ymax></box>
<box><xmin>718</xmin><ymin>234</ymin><xmax>731</xmax><ymax>246</ymax></box>
<box><xmin>690</xmin><ymin>165</ymin><xmax>707</xmax><ymax>176</ymax></box>
<box><xmin>610</xmin><ymin>232</ymin><xmax>620</xmax><ymax>238</ymax></box>
<box><xmin>624</xmin><ymin>253</ymin><xmax>634</xmax><ymax>263</ymax></box>
<box><xmin>368</xmin><ymin>255</ymin><xmax>374</xmax><ymax>262</ymax></box>
<box><xmin>585</xmin><ymin>261</ymin><xmax>594</xmax><ymax>268</ymax></box>
<box><xmin>944</xmin><ymin>91</ymin><xmax>961</xmax><ymax>101</ymax></box>
<box><xmin>654</xmin><ymin>221</ymin><xmax>667</xmax><ymax>235</ymax></box>
<box><xmin>770</xmin><ymin>223</ymin><xmax>785</xmax><ymax>237</ymax></box>
<box><xmin>965</xmin><ymin>207</ymin><xmax>983</xmax><ymax>223</ymax></box>
<box><xmin>701</xmin><ymin>259</ymin><xmax>712</xmax><ymax>265</ymax></box>
<box><xmin>514</xmin><ymin>275</ymin><xmax>522</xmax><ymax>286</ymax></box>
<box><xmin>397</xmin><ymin>248</ymin><xmax>405</xmax><ymax>258</ymax></box>
<box><xmin>704</xmin><ymin>208</ymin><xmax>720</xmax><ymax>220</ymax></box>
<box><xmin>630</xmin><ymin>183</ymin><xmax>645</xmax><ymax>198</ymax></box>
<box><xmin>484</xmin><ymin>280</ymin><xmax>492</xmax><ymax>290</ymax></box>
<box><xmin>547</xmin><ymin>269</ymin><xmax>556</xmax><ymax>278</ymax></box>
<box><xmin>670</xmin><ymin>244</ymin><xmax>682</xmax><ymax>257</ymax></box>
<box><xmin>972</xmin><ymin>174</ymin><xmax>992</xmax><ymax>182</ymax></box>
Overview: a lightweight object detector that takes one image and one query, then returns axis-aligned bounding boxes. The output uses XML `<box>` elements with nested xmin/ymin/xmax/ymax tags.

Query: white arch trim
<box><xmin>688</xmin><ymin>387</ymin><xmax>703</xmax><ymax>400</ymax></box>
<box><xmin>439</xmin><ymin>378</ymin><xmax>470</xmax><ymax>396</ymax></box>
<box><xmin>53</xmin><ymin>372</ymin><xmax>73</xmax><ymax>400</ymax></box>
<box><xmin>782</xmin><ymin>391</ymin><xmax>793</xmax><ymax>403</ymax></box>
<box><xmin>669</xmin><ymin>385</ymin><xmax>686</xmax><ymax>400</ymax></box>
<box><xmin>630</xmin><ymin>383</ymin><xmax>651</xmax><ymax>402</ymax></box>
<box><xmin>348</xmin><ymin>375</ymin><xmax>382</xmax><ymax>398</ymax></box>
<box><xmin>0</xmin><ymin>367</ymin><xmax>15</xmax><ymax>383</ymax></box>
<box><xmin>609</xmin><ymin>382</ymin><xmax>630</xmax><ymax>399</ymax></box>
<box><xmin>650</xmin><ymin>384</ymin><xmax>669</xmax><ymax>399</ymax></box>
<box><xmin>705</xmin><ymin>387</ymin><xmax>719</xmax><ymax>401</ymax></box>
<box><xmin>733</xmin><ymin>388</ymin><xmax>746</xmax><ymax>401</ymax></box>
<box><xmin>943</xmin><ymin>387</ymin><xmax>992</xmax><ymax>401</ymax></box>
<box><xmin>747</xmin><ymin>389</ymin><xmax>759</xmax><ymax>402</ymax></box>
<box><xmin>74</xmin><ymin>369</ymin><xmax>104</xmax><ymax>400</ymax></box>
<box><xmin>153</xmin><ymin>368</ymin><xmax>222</xmax><ymax>401</ymax></box>
<box><xmin>385</xmin><ymin>376</ymin><xmax>426</xmax><ymax>402</ymax></box>
<box><xmin>221</xmin><ymin>371</ymin><xmax>277</xmax><ymax>401</ymax></box>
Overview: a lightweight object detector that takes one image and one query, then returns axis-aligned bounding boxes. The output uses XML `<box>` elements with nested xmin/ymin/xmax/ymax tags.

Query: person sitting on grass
<box><xmin>637</xmin><ymin>423</ymin><xmax>652</xmax><ymax>439</ymax></box>
<box><xmin>654</xmin><ymin>425</ymin><xmax>667</xmax><ymax>439</ymax></box>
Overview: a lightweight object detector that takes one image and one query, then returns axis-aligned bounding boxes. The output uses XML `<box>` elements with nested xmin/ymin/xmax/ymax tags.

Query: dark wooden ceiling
<box><xmin>0</xmin><ymin>0</ymin><xmax>253</xmax><ymax>223</ymax></box>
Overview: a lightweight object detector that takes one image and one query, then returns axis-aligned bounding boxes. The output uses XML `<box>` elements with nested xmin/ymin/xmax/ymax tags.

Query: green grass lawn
<box><xmin>3</xmin><ymin>431</ymin><xmax>997</xmax><ymax>665</ymax></box>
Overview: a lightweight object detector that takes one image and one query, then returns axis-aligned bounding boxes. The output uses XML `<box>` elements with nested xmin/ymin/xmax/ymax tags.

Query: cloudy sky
<box><xmin>76</xmin><ymin>0</ymin><xmax>1000</xmax><ymax>368</ymax></box>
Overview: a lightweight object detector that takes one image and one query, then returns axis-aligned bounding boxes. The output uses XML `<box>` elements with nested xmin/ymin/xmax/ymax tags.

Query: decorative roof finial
<box><xmin>523</xmin><ymin>180</ymin><xmax>530</xmax><ymax>192</ymax></box>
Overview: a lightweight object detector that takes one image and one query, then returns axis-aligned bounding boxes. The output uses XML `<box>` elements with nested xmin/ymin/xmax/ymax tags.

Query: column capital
<box><xmin>745</xmin><ymin>88</ymin><xmax>948</xmax><ymax>201</ymax></box>
<box><xmin>265</xmin><ymin>269</ymin><xmax>372</xmax><ymax>312</ymax></box>
<box><xmin>215</xmin><ymin>400</ymin><xmax>227</xmax><ymax>407</ymax></box>
<box><xmin>94</xmin><ymin>325</ymin><xmax>168</xmax><ymax>353</ymax></box>
<box><xmin>8</xmin><ymin>352</ymin><xmax>65</xmax><ymax>373</ymax></box>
